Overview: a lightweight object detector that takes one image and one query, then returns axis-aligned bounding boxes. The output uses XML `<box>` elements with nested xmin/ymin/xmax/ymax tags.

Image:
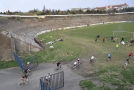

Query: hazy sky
<box><xmin>0</xmin><ymin>0</ymin><xmax>134</xmax><ymax>12</ymax></box>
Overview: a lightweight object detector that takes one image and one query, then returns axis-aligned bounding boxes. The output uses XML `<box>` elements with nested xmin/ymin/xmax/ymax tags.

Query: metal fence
<box><xmin>14</xmin><ymin>52</ymin><xmax>38</xmax><ymax>70</ymax></box>
<box><xmin>40</xmin><ymin>71</ymin><xmax>64</xmax><ymax>90</ymax></box>
<box><xmin>14</xmin><ymin>52</ymin><xmax>24</xmax><ymax>70</ymax></box>
<box><xmin>22</xmin><ymin>55</ymin><xmax>38</xmax><ymax>70</ymax></box>
<box><xmin>40</xmin><ymin>78</ymin><xmax>54</xmax><ymax>90</ymax></box>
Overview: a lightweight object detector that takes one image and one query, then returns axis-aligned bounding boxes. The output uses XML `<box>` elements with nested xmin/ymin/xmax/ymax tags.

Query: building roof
<box><xmin>112</xmin><ymin>3</ymin><xmax>128</xmax><ymax>8</ymax></box>
<box><xmin>94</xmin><ymin>6</ymin><xmax>106</xmax><ymax>10</ymax></box>
<box><xmin>94</xmin><ymin>3</ymin><xmax>128</xmax><ymax>10</ymax></box>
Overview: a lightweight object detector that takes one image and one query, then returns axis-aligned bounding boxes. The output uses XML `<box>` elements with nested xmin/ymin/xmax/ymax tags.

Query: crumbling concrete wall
<box><xmin>0</xmin><ymin>33</ymin><xmax>14</xmax><ymax>60</ymax></box>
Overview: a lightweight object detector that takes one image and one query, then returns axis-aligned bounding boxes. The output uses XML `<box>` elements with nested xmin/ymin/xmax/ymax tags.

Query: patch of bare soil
<box><xmin>67</xmin><ymin>58</ymin><xmax>119</xmax><ymax>90</ymax></box>
<box><xmin>67</xmin><ymin>58</ymin><xmax>97</xmax><ymax>76</ymax></box>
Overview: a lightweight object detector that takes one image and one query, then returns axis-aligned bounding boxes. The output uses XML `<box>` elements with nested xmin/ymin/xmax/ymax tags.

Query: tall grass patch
<box><xmin>0</xmin><ymin>60</ymin><xmax>17</xmax><ymax>69</ymax></box>
<box><xmin>80</xmin><ymin>80</ymin><xmax>111</xmax><ymax>90</ymax></box>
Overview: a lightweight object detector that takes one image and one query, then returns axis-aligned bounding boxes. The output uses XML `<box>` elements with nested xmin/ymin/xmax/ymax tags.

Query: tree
<box><xmin>51</xmin><ymin>9</ymin><xmax>55</xmax><ymax>15</ymax></box>
<box><xmin>42</xmin><ymin>5</ymin><xmax>46</xmax><ymax>12</ymax></box>
<box><xmin>70</xmin><ymin>10</ymin><xmax>75</xmax><ymax>14</ymax></box>
<box><xmin>113</xmin><ymin>9</ymin><xmax>117</xmax><ymax>13</ymax></box>
<box><xmin>45</xmin><ymin>9</ymin><xmax>50</xmax><ymax>15</ymax></box>
<box><xmin>6</xmin><ymin>10</ymin><xmax>11</xmax><ymax>15</ymax></box>
<box><xmin>78</xmin><ymin>9</ymin><xmax>83</xmax><ymax>14</ymax></box>
<box><xmin>67</xmin><ymin>9</ymin><xmax>70</xmax><ymax>14</ymax></box>
<box><xmin>86</xmin><ymin>10</ymin><xmax>91</xmax><ymax>14</ymax></box>
<box><xmin>96</xmin><ymin>10</ymin><xmax>99</xmax><ymax>13</ymax></box>
<box><xmin>99</xmin><ymin>10</ymin><xmax>102</xmax><ymax>14</ymax></box>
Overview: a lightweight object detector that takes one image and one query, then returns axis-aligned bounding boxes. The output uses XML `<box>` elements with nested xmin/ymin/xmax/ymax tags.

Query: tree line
<box><xmin>0</xmin><ymin>7</ymin><xmax>134</xmax><ymax>15</ymax></box>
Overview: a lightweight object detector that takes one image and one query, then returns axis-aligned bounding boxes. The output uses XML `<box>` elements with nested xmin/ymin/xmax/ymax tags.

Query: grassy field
<box><xmin>0</xmin><ymin>22</ymin><xmax>134</xmax><ymax>89</ymax></box>
<box><xmin>37</xmin><ymin>22</ymin><xmax>134</xmax><ymax>90</ymax></box>
<box><xmin>36</xmin><ymin>22</ymin><xmax>134</xmax><ymax>63</ymax></box>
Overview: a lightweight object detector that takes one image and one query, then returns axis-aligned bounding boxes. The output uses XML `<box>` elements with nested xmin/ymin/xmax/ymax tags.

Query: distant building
<box><xmin>71</xmin><ymin>3</ymin><xmax>129</xmax><ymax>12</ymax></box>
<box><xmin>129</xmin><ymin>6</ymin><xmax>134</xmax><ymax>8</ymax></box>
<box><xmin>94</xmin><ymin>6</ymin><xmax>106</xmax><ymax>11</ymax></box>
<box><xmin>94</xmin><ymin>3</ymin><xmax>128</xmax><ymax>11</ymax></box>
<box><xmin>71</xmin><ymin>8</ymin><xmax>81</xmax><ymax>11</ymax></box>
<box><xmin>81</xmin><ymin>8</ymin><xmax>91</xmax><ymax>12</ymax></box>
<box><xmin>71</xmin><ymin>7</ymin><xmax>91</xmax><ymax>12</ymax></box>
<box><xmin>110</xmin><ymin>3</ymin><xmax>128</xmax><ymax>11</ymax></box>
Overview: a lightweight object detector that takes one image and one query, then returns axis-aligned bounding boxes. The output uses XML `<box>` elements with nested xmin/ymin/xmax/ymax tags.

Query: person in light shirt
<box><xmin>90</xmin><ymin>55</ymin><xmax>95</xmax><ymax>63</ymax></box>
<box><xmin>45</xmin><ymin>73</ymin><xmax>51</xmax><ymax>82</ymax></box>
<box><xmin>74</xmin><ymin>61</ymin><xmax>78</xmax><ymax>66</ymax></box>
<box><xmin>108</xmin><ymin>53</ymin><xmax>111</xmax><ymax>61</ymax></box>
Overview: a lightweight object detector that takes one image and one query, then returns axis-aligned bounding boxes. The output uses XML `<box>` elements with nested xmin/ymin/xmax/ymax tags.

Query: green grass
<box><xmin>36</xmin><ymin>22</ymin><xmax>134</xmax><ymax>63</ymax></box>
<box><xmin>95</xmin><ymin>65</ymin><xmax>134</xmax><ymax>90</ymax></box>
<box><xmin>0</xmin><ymin>60</ymin><xmax>18</xmax><ymax>69</ymax></box>
<box><xmin>37</xmin><ymin>22</ymin><xmax>134</xmax><ymax>89</ymax></box>
<box><xmin>80</xmin><ymin>80</ymin><xmax>111</xmax><ymax>90</ymax></box>
<box><xmin>121</xmin><ymin>67</ymin><xmax>134</xmax><ymax>85</ymax></box>
<box><xmin>81</xmin><ymin>64</ymin><xmax>134</xmax><ymax>90</ymax></box>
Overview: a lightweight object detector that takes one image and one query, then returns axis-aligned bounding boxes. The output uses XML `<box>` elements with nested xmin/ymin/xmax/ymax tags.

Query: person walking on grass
<box><xmin>120</xmin><ymin>37</ymin><xmax>124</xmax><ymax>42</ymax></box>
<box><xmin>124</xmin><ymin>58</ymin><xmax>129</xmax><ymax>68</ymax></box>
<box><xmin>128</xmin><ymin>51</ymin><xmax>133</xmax><ymax>58</ymax></box>
<box><xmin>90</xmin><ymin>55</ymin><xmax>95</xmax><ymax>63</ymax></box>
<box><xmin>116</xmin><ymin>43</ymin><xmax>119</xmax><ymax>50</ymax></box>
<box><xmin>95</xmin><ymin>38</ymin><xmax>98</xmax><ymax>43</ymax></box>
<box><xmin>102</xmin><ymin>37</ymin><xmax>105</xmax><ymax>43</ymax></box>
<box><xmin>107</xmin><ymin>53</ymin><xmax>111</xmax><ymax>61</ymax></box>
<box><xmin>96</xmin><ymin>35</ymin><xmax>100</xmax><ymax>39</ymax></box>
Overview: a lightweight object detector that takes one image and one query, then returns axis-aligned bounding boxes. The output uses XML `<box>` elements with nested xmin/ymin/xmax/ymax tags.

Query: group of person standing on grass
<box><xmin>95</xmin><ymin>34</ymin><xmax>119</xmax><ymax>49</ymax></box>
<box><xmin>95</xmin><ymin>34</ymin><xmax>134</xmax><ymax>68</ymax></box>
<box><xmin>95</xmin><ymin>34</ymin><xmax>106</xmax><ymax>43</ymax></box>
<box><xmin>107</xmin><ymin>51</ymin><xmax>133</xmax><ymax>69</ymax></box>
<box><xmin>95</xmin><ymin>34</ymin><xmax>134</xmax><ymax>46</ymax></box>
<box><xmin>124</xmin><ymin>51</ymin><xmax>134</xmax><ymax>68</ymax></box>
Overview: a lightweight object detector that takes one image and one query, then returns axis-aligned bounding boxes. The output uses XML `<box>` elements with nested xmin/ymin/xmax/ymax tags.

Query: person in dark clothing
<box><xmin>130</xmin><ymin>38</ymin><xmax>134</xmax><ymax>43</ymax></box>
<box><xmin>95</xmin><ymin>38</ymin><xmax>98</xmax><ymax>42</ymax></box>
<box><xmin>57</xmin><ymin>61</ymin><xmax>61</xmax><ymax>68</ymax></box>
<box><xmin>121</xmin><ymin>37</ymin><xmax>124</xmax><ymax>42</ymax></box>
<box><xmin>96</xmin><ymin>35</ymin><xmax>100</xmax><ymax>38</ymax></box>
<box><xmin>125</xmin><ymin>58</ymin><xmax>129</xmax><ymax>68</ymax></box>
<box><xmin>109</xmin><ymin>36</ymin><xmax>113</xmax><ymax>41</ymax></box>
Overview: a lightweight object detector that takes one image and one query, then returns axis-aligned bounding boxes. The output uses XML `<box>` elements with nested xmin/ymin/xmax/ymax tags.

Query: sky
<box><xmin>0</xmin><ymin>0</ymin><xmax>134</xmax><ymax>12</ymax></box>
